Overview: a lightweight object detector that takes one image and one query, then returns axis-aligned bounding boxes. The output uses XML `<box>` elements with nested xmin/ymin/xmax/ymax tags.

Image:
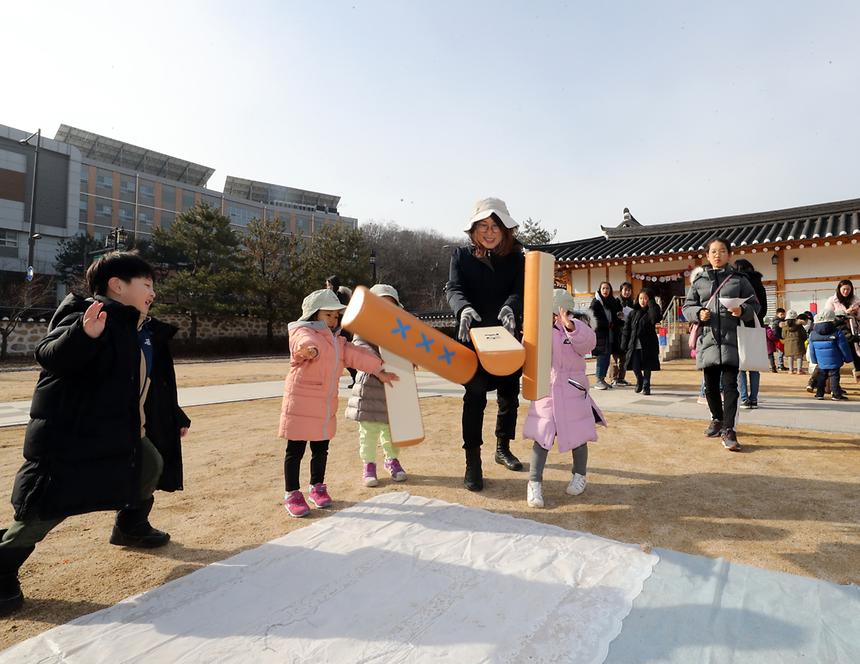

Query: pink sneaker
<box><xmin>363</xmin><ymin>462</ymin><xmax>379</xmax><ymax>487</ymax></box>
<box><xmin>384</xmin><ymin>458</ymin><xmax>407</xmax><ymax>482</ymax></box>
<box><xmin>284</xmin><ymin>490</ymin><xmax>310</xmax><ymax>518</ymax></box>
<box><xmin>308</xmin><ymin>483</ymin><xmax>332</xmax><ymax>508</ymax></box>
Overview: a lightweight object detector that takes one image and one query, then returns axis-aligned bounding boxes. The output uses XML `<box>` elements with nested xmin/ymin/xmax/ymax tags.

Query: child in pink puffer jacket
<box><xmin>279</xmin><ymin>289</ymin><xmax>397</xmax><ymax>517</ymax></box>
<box><xmin>523</xmin><ymin>289</ymin><xmax>607</xmax><ymax>508</ymax></box>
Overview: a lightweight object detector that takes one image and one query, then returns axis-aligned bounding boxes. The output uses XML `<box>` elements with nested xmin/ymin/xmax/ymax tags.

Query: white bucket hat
<box><xmin>299</xmin><ymin>289</ymin><xmax>346</xmax><ymax>321</ymax></box>
<box><xmin>464</xmin><ymin>197</ymin><xmax>518</xmax><ymax>233</ymax></box>
<box><xmin>787</xmin><ymin>310</ymin><xmax>798</xmax><ymax>319</ymax></box>
<box><xmin>814</xmin><ymin>308</ymin><xmax>836</xmax><ymax>324</ymax></box>
<box><xmin>552</xmin><ymin>288</ymin><xmax>577</xmax><ymax>313</ymax></box>
<box><xmin>369</xmin><ymin>283</ymin><xmax>401</xmax><ymax>307</ymax></box>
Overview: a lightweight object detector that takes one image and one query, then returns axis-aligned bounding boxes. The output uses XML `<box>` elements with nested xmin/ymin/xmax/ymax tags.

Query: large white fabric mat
<box><xmin>1</xmin><ymin>493</ymin><xmax>657</xmax><ymax>663</ymax></box>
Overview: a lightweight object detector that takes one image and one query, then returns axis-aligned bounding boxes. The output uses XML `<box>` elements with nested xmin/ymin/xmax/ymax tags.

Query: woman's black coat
<box><xmin>621</xmin><ymin>301</ymin><xmax>662</xmax><ymax>371</ymax></box>
<box><xmin>445</xmin><ymin>244</ymin><xmax>525</xmax><ymax>338</ymax></box>
<box><xmin>11</xmin><ymin>294</ymin><xmax>190</xmax><ymax>521</ymax></box>
<box><xmin>590</xmin><ymin>295</ymin><xmax>623</xmax><ymax>355</ymax></box>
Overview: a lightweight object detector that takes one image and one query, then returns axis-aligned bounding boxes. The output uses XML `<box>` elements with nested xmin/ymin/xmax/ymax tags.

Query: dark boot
<box><xmin>0</xmin><ymin>531</ymin><xmax>35</xmax><ymax>616</ymax></box>
<box><xmin>464</xmin><ymin>447</ymin><xmax>483</xmax><ymax>492</ymax></box>
<box><xmin>704</xmin><ymin>419</ymin><xmax>722</xmax><ymax>437</ymax></box>
<box><xmin>110</xmin><ymin>497</ymin><xmax>170</xmax><ymax>548</ymax></box>
<box><xmin>643</xmin><ymin>380</ymin><xmax>651</xmax><ymax>396</ymax></box>
<box><xmin>635</xmin><ymin>379</ymin><xmax>643</xmax><ymax>394</ymax></box>
<box><xmin>494</xmin><ymin>438</ymin><xmax>523</xmax><ymax>471</ymax></box>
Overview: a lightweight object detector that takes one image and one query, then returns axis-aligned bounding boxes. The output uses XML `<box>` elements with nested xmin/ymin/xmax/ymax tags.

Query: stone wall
<box><xmin>1</xmin><ymin>314</ymin><xmax>290</xmax><ymax>357</ymax></box>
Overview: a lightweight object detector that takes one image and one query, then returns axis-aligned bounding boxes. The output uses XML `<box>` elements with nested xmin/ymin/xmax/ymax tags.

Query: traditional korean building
<box><xmin>541</xmin><ymin>198</ymin><xmax>860</xmax><ymax>315</ymax></box>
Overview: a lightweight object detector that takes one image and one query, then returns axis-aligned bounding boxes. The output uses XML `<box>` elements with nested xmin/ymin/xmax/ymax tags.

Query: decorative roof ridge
<box><xmin>600</xmin><ymin>197</ymin><xmax>860</xmax><ymax>238</ymax></box>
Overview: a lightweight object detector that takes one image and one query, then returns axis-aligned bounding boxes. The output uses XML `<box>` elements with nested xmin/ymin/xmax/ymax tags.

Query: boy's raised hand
<box><xmin>83</xmin><ymin>301</ymin><xmax>107</xmax><ymax>338</ymax></box>
<box><xmin>294</xmin><ymin>345</ymin><xmax>319</xmax><ymax>361</ymax></box>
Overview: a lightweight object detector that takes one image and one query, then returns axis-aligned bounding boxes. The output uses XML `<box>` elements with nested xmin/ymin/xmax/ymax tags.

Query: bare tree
<box><xmin>0</xmin><ymin>275</ymin><xmax>56</xmax><ymax>360</ymax></box>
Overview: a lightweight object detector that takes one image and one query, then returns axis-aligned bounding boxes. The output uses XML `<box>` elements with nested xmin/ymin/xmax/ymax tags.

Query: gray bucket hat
<box><xmin>370</xmin><ymin>283</ymin><xmax>401</xmax><ymax>307</ymax></box>
<box><xmin>814</xmin><ymin>308</ymin><xmax>836</xmax><ymax>324</ymax></box>
<box><xmin>553</xmin><ymin>288</ymin><xmax>577</xmax><ymax>313</ymax></box>
<box><xmin>300</xmin><ymin>289</ymin><xmax>346</xmax><ymax>321</ymax></box>
<box><xmin>463</xmin><ymin>197</ymin><xmax>518</xmax><ymax>232</ymax></box>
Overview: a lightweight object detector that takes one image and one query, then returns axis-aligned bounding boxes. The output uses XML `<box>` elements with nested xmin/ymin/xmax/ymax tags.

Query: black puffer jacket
<box><xmin>590</xmin><ymin>294</ymin><xmax>623</xmax><ymax>355</ymax></box>
<box><xmin>621</xmin><ymin>301</ymin><xmax>662</xmax><ymax>371</ymax></box>
<box><xmin>11</xmin><ymin>294</ymin><xmax>189</xmax><ymax>521</ymax></box>
<box><xmin>445</xmin><ymin>244</ymin><xmax>525</xmax><ymax>341</ymax></box>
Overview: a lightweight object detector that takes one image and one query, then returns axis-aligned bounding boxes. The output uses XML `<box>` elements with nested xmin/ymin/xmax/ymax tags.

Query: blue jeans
<box><xmin>738</xmin><ymin>371</ymin><xmax>760</xmax><ymax>402</ymax></box>
<box><xmin>595</xmin><ymin>353</ymin><xmax>612</xmax><ymax>382</ymax></box>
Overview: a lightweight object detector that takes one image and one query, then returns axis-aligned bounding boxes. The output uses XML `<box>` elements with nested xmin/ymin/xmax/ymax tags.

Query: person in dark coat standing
<box><xmin>446</xmin><ymin>197</ymin><xmax>525</xmax><ymax>491</ymax></box>
<box><xmin>0</xmin><ymin>252</ymin><xmax>190</xmax><ymax>616</ymax></box>
<box><xmin>682</xmin><ymin>237</ymin><xmax>760</xmax><ymax>451</ymax></box>
<box><xmin>620</xmin><ymin>289</ymin><xmax>662</xmax><ymax>395</ymax></box>
<box><xmin>326</xmin><ymin>275</ymin><xmax>357</xmax><ymax>388</ymax></box>
<box><xmin>733</xmin><ymin>259</ymin><xmax>767</xmax><ymax>408</ymax></box>
<box><xmin>590</xmin><ymin>282</ymin><xmax>623</xmax><ymax>390</ymax></box>
<box><xmin>611</xmin><ymin>281</ymin><xmax>635</xmax><ymax>386</ymax></box>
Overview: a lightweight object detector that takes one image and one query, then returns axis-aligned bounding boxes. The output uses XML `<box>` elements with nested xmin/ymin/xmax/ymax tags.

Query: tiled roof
<box><xmin>537</xmin><ymin>198</ymin><xmax>860</xmax><ymax>263</ymax></box>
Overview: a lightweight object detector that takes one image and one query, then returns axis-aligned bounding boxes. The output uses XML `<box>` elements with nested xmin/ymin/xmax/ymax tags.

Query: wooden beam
<box><xmin>775</xmin><ymin>250</ymin><xmax>785</xmax><ymax>309</ymax></box>
<box><xmin>783</xmin><ymin>274</ymin><xmax>860</xmax><ymax>285</ymax></box>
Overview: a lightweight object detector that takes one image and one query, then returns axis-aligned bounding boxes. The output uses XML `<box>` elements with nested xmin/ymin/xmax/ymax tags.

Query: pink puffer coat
<box><xmin>279</xmin><ymin>322</ymin><xmax>383</xmax><ymax>441</ymax></box>
<box><xmin>523</xmin><ymin>322</ymin><xmax>607</xmax><ymax>452</ymax></box>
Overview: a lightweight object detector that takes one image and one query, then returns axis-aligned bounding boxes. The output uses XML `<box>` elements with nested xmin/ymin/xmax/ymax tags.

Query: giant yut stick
<box><xmin>342</xmin><ymin>286</ymin><xmax>479</xmax><ymax>385</ymax></box>
<box><xmin>380</xmin><ymin>347</ymin><xmax>424</xmax><ymax>447</ymax></box>
<box><xmin>522</xmin><ymin>250</ymin><xmax>555</xmax><ymax>400</ymax></box>
<box><xmin>469</xmin><ymin>326</ymin><xmax>526</xmax><ymax>376</ymax></box>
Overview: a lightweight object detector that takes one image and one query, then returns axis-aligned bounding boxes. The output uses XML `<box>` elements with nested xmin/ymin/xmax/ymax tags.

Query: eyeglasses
<box><xmin>475</xmin><ymin>223</ymin><xmax>501</xmax><ymax>233</ymax></box>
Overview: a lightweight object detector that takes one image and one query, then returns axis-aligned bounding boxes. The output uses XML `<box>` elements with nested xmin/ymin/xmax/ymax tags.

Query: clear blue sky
<box><xmin>4</xmin><ymin>1</ymin><xmax>859</xmax><ymax>240</ymax></box>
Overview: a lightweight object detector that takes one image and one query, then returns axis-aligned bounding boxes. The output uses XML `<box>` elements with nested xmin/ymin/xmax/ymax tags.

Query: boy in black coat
<box><xmin>0</xmin><ymin>252</ymin><xmax>190</xmax><ymax>615</ymax></box>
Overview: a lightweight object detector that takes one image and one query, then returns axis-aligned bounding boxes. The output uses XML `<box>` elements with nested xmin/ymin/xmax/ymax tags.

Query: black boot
<box><xmin>494</xmin><ymin>438</ymin><xmax>523</xmax><ymax>471</ymax></box>
<box><xmin>0</xmin><ymin>531</ymin><xmax>35</xmax><ymax>616</ymax></box>
<box><xmin>110</xmin><ymin>497</ymin><xmax>170</xmax><ymax>548</ymax></box>
<box><xmin>643</xmin><ymin>380</ymin><xmax>651</xmax><ymax>396</ymax></box>
<box><xmin>464</xmin><ymin>447</ymin><xmax>483</xmax><ymax>492</ymax></box>
<box><xmin>635</xmin><ymin>379</ymin><xmax>643</xmax><ymax>394</ymax></box>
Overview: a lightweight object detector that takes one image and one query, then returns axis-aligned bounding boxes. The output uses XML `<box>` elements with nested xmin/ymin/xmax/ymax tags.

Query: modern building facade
<box><xmin>0</xmin><ymin>123</ymin><xmax>357</xmax><ymax>279</ymax></box>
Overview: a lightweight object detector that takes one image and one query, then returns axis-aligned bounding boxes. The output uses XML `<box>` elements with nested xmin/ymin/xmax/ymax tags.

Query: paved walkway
<box><xmin>2</xmin><ymin>372</ymin><xmax>856</xmax><ymax>433</ymax></box>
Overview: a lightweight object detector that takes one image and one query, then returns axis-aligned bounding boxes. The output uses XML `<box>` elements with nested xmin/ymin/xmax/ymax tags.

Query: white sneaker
<box><xmin>566</xmin><ymin>473</ymin><xmax>587</xmax><ymax>496</ymax></box>
<box><xmin>527</xmin><ymin>481</ymin><xmax>544</xmax><ymax>508</ymax></box>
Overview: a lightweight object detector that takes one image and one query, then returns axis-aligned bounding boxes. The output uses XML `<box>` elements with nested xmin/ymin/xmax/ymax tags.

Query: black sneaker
<box><xmin>614</xmin><ymin>379</ymin><xmax>631</xmax><ymax>387</ymax></box>
<box><xmin>721</xmin><ymin>428</ymin><xmax>741</xmax><ymax>451</ymax></box>
<box><xmin>832</xmin><ymin>393</ymin><xmax>848</xmax><ymax>401</ymax></box>
<box><xmin>815</xmin><ymin>394</ymin><xmax>824</xmax><ymax>400</ymax></box>
<box><xmin>704</xmin><ymin>419</ymin><xmax>722</xmax><ymax>437</ymax></box>
<box><xmin>741</xmin><ymin>400</ymin><xmax>751</xmax><ymax>409</ymax></box>
<box><xmin>749</xmin><ymin>400</ymin><xmax>758</xmax><ymax>409</ymax></box>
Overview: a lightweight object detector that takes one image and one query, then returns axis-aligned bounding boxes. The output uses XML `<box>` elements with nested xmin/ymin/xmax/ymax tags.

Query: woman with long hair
<box><xmin>589</xmin><ymin>281</ymin><xmax>622</xmax><ymax>389</ymax></box>
<box><xmin>824</xmin><ymin>279</ymin><xmax>860</xmax><ymax>382</ymax></box>
<box><xmin>733</xmin><ymin>258</ymin><xmax>767</xmax><ymax>408</ymax></box>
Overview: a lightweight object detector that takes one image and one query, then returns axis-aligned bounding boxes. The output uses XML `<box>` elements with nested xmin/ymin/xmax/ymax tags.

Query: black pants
<box><xmin>703</xmin><ymin>365</ymin><xmax>739</xmax><ymax>430</ymax></box>
<box><xmin>630</xmin><ymin>349</ymin><xmax>651</xmax><ymax>386</ymax></box>
<box><xmin>461</xmin><ymin>367</ymin><xmax>520</xmax><ymax>449</ymax></box>
<box><xmin>284</xmin><ymin>440</ymin><xmax>329</xmax><ymax>492</ymax></box>
<box><xmin>816</xmin><ymin>368</ymin><xmax>842</xmax><ymax>397</ymax></box>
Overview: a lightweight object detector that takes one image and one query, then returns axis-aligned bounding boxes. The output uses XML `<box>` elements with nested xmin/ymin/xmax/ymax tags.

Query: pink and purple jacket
<box><xmin>523</xmin><ymin>321</ymin><xmax>607</xmax><ymax>452</ymax></box>
<box><xmin>279</xmin><ymin>321</ymin><xmax>383</xmax><ymax>441</ymax></box>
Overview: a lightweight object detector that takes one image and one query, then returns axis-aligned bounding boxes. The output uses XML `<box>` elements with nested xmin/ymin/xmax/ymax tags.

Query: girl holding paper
<box><xmin>682</xmin><ymin>237</ymin><xmax>760</xmax><ymax>451</ymax></box>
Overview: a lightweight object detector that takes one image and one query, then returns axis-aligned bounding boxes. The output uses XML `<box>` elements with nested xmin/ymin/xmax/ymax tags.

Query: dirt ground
<box><xmin>1</xmin><ymin>382</ymin><xmax>858</xmax><ymax>649</ymax></box>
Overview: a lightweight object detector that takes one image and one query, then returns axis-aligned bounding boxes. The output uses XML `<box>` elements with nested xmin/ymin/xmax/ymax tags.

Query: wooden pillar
<box><xmin>586</xmin><ymin>268</ymin><xmax>592</xmax><ymax>294</ymax></box>
<box><xmin>625</xmin><ymin>262</ymin><xmax>633</xmax><ymax>284</ymax></box>
<box><xmin>776</xmin><ymin>250</ymin><xmax>786</xmax><ymax>308</ymax></box>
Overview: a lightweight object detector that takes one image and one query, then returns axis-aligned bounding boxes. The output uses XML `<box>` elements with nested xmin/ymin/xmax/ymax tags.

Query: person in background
<box><xmin>325</xmin><ymin>275</ymin><xmax>358</xmax><ymax>389</ymax></box>
<box><xmin>771</xmin><ymin>308</ymin><xmax>787</xmax><ymax>370</ymax></box>
<box><xmin>682</xmin><ymin>237</ymin><xmax>759</xmax><ymax>451</ymax></box>
<box><xmin>780</xmin><ymin>310</ymin><xmax>808</xmax><ymax>374</ymax></box>
<box><xmin>620</xmin><ymin>288</ymin><xmax>662</xmax><ymax>395</ymax></box>
<box><xmin>590</xmin><ymin>282</ymin><xmax>623</xmax><ymax>390</ymax></box>
<box><xmin>734</xmin><ymin>259</ymin><xmax>767</xmax><ymax>409</ymax></box>
<box><xmin>611</xmin><ymin>282</ymin><xmax>635</xmax><ymax>387</ymax></box>
<box><xmin>808</xmin><ymin>309</ymin><xmax>852</xmax><ymax>401</ymax></box>
<box><xmin>824</xmin><ymin>279</ymin><xmax>860</xmax><ymax>383</ymax></box>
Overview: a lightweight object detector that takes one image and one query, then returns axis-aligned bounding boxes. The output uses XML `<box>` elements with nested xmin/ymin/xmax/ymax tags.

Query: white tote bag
<box><xmin>737</xmin><ymin>316</ymin><xmax>771</xmax><ymax>372</ymax></box>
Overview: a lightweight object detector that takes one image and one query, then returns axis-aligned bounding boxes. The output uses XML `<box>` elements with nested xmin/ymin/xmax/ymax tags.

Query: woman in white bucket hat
<box><xmin>445</xmin><ymin>197</ymin><xmax>525</xmax><ymax>491</ymax></box>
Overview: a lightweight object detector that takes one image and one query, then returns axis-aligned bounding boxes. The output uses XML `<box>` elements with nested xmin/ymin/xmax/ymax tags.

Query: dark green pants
<box><xmin>0</xmin><ymin>437</ymin><xmax>163</xmax><ymax>550</ymax></box>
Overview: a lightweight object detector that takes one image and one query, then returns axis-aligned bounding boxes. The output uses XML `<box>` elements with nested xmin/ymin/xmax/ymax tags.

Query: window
<box><xmin>160</xmin><ymin>184</ymin><xmax>176</xmax><ymax>211</ymax></box>
<box><xmin>120</xmin><ymin>176</ymin><xmax>136</xmax><ymax>202</ymax></box>
<box><xmin>96</xmin><ymin>168</ymin><xmax>113</xmax><ymax>192</ymax></box>
<box><xmin>138</xmin><ymin>207</ymin><xmax>154</xmax><ymax>235</ymax></box>
<box><xmin>139</xmin><ymin>180</ymin><xmax>155</xmax><ymax>206</ymax></box>
<box><xmin>201</xmin><ymin>193</ymin><xmax>221</xmax><ymax>210</ymax></box>
<box><xmin>79</xmin><ymin>194</ymin><xmax>89</xmax><ymax>224</ymax></box>
<box><xmin>159</xmin><ymin>211</ymin><xmax>174</xmax><ymax>230</ymax></box>
<box><xmin>119</xmin><ymin>203</ymin><xmax>135</xmax><ymax>228</ymax></box>
<box><xmin>80</xmin><ymin>168</ymin><xmax>89</xmax><ymax>192</ymax></box>
<box><xmin>181</xmin><ymin>189</ymin><xmax>196</xmax><ymax>211</ymax></box>
<box><xmin>95</xmin><ymin>198</ymin><xmax>113</xmax><ymax>223</ymax></box>
<box><xmin>295</xmin><ymin>216</ymin><xmax>309</xmax><ymax>236</ymax></box>
<box><xmin>228</xmin><ymin>203</ymin><xmax>259</xmax><ymax>227</ymax></box>
<box><xmin>0</xmin><ymin>230</ymin><xmax>18</xmax><ymax>247</ymax></box>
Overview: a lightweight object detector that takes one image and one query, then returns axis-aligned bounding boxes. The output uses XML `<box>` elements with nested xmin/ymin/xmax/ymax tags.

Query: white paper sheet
<box><xmin>719</xmin><ymin>295</ymin><xmax>752</xmax><ymax>310</ymax></box>
<box><xmin>1</xmin><ymin>493</ymin><xmax>658</xmax><ymax>664</ymax></box>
